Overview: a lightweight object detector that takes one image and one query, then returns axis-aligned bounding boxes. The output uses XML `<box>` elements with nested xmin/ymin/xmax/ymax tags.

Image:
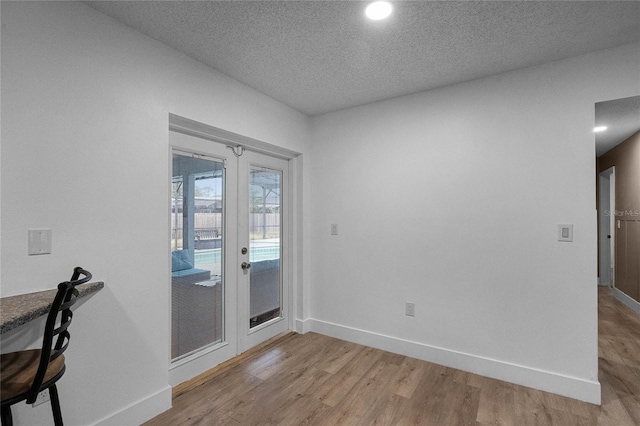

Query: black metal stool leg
<box><xmin>49</xmin><ymin>385</ymin><xmax>64</xmax><ymax>426</ymax></box>
<box><xmin>1</xmin><ymin>405</ymin><xmax>13</xmax><ymax>426</ymax></box>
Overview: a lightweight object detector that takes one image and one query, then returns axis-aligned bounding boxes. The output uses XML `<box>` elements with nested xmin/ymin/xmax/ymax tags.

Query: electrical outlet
<box><xmin>32</xmin><ymin>390</ymin><xmax>50</xmax><ymax>407</ymax></box>
<box><xmin>557</xmin><ymin>224</ymin><xmax>573</xmax><ymax>242</ymax></box>
<box><xmin>405</xmin><ymin>301</ymin><xmax>415</xmax><ymax>317</ymax></box>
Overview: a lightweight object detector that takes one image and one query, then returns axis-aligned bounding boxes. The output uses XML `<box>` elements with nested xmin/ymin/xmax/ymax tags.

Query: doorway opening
<box><xmin>597</xmin><ymin>166</ymin><xmax>615</xmax><ymax>287</ymax></box>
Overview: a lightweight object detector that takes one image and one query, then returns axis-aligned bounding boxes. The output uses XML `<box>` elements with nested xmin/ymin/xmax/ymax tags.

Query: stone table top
<box><xmin>0</xmin><ymin>282</ymin><xmax>104</xmax><ymax>334</ymax></box>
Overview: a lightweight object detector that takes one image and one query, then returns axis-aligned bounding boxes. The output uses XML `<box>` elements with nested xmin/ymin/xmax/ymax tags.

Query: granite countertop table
<box><xmin>0</xmin><ymin>281</ymin><xmax>104</xmax><ymax>334</ymax></box>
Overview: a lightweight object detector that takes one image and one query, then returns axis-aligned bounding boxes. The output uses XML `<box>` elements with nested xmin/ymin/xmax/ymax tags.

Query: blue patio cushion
<box><xmin>172</xmin><ymin>268</ymin><xmax>208</xmax><ymax>278</ymax></box>
<box><xmin>172</xmin><ymin>250</ymin><xmax>193</xmax><ymax>272</ymax></box>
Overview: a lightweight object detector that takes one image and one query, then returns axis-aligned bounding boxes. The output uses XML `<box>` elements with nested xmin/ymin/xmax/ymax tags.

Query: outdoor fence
<box><xmin>171</xmin><ymin>212</ymin><xmax>280</xmax><ymax>249</ymax></box>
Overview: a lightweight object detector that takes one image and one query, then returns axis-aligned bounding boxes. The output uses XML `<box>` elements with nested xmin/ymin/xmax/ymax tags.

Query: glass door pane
<box><xmin>249</xmin><ymin>167</ymin><xmax>282</xmax><ymax>328</ymax></box>
<box><xmin>171</xmin><ymin>152</ymin><xmax>224</xmax><ymax>360</ymax></box>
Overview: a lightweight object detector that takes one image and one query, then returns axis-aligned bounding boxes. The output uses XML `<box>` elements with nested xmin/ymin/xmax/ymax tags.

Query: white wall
<box><xmin>0</xmin><ymin>2</ymin><xmax>310</xmax><ymax>424</ymax></box>
<box><xmin>2</xmin><ymin>0</ymin><xmax>639</xmax><ymax>422</ymax></box>
<box><xmin>309</xmin><ymin>42</ymin><xmax>640</xmax><ymax>404</ymax></box>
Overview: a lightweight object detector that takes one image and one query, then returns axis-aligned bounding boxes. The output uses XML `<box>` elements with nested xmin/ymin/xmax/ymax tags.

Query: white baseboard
<box><xmin>94</xmin><ymin>385</ymin><xmax>172</xmax><ymax>425</ymax></box>
<box><xmin>612</xmin><ymin>287</ymin><xmax>640</xmax><ymax>315</ymax></box>
<box><xmin>295</xmin><ymin>317</ymin><xmax>311</xmax><ymax>334</ymax></box>
<box><xmin>308</xmin><ymin>318</ymin><xmax>601</xmax><ymax>405</ymax></box>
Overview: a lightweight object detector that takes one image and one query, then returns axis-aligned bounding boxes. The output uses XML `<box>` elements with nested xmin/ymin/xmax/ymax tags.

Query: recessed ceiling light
<box><xmin>365</xmin><ymin>1</ymin><xmax>393</xmax><ymax>21</ymax></box>
<box><xmin>594</xmin><ymin>126</ymin><xmax>608</xmax><ymax>133</ymax></box>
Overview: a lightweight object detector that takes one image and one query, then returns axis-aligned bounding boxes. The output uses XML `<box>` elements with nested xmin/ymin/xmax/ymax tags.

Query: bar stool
<box><xmin>1</xmin><ymin>267</ymin><xmax>92</xmax><ymax>426</ymax></box>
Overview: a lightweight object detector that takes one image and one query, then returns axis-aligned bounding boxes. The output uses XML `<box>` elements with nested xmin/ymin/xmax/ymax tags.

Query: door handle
<box><xmin>241</xmin><ymin>262</ymin><xmax>251</xmax><ymax>270</ymax></box>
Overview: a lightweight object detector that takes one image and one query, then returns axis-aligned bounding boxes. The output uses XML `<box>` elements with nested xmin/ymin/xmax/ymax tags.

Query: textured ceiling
<box><xmin>595</xmin><ymin>96</ymin><xmax>640</xmax><ymax>157</ymax></box>
<box><xmin>86</xmin><ymin>1</ymin><xmax>640</xmax><ymax>117</ymax></box>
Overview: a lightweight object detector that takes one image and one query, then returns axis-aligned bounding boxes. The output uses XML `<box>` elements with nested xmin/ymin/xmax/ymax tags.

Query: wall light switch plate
<box><xmin>28</xmin><ymin>229</ymin><xmax>52</xmax><ymax>255</ymax></box>
<box><xmin>405</xmin><ymin>301</ymin><xmax>415</xmax><ymax>317</ymax></box>
<box><xmin>558</xmin><ymin>224</ymin><xmax>573</xmax><ymax>242</ymax></box>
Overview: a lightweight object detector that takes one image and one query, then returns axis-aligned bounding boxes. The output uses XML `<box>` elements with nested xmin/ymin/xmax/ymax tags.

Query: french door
<box><xmin>169</xmin><ymin>130</ymin><xmax>289</xmax><ymax>384</ymax></box>
<box><xmin>237</xmin><ymin>151</ymin><xmax>289</xmax><ymax>351</ymax></box>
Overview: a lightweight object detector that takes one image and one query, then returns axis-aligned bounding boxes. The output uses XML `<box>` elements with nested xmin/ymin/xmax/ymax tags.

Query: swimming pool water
<box><xmin>194</xmin><ymin>245</ymin><xmax>279</xmax><ymax>272</ymax></box>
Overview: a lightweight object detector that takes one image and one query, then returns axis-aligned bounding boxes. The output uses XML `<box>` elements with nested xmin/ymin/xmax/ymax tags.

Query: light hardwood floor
<box><xmin>146</xmin><ymin>287</ymin><xmax>640</xmax><ymax>425</ymax></box>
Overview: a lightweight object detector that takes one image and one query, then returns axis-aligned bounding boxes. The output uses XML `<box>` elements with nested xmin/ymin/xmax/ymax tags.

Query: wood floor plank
<box><xmin>313</xmin><ymin>371</ymin><xmax>362</xmax><ymax>407</ymax></box>
<box><xmin>388</xmin><ymin>356</ymin><xmax>426</xmax><ymax>399</ymax></box>
<box><xmin>512</xmin><ymin>386</ymin><xmax>554</xmax><ymax>426</ymax></box>
<box><xmin>619</xmin><ymin>394</ymin><xmax>640</xmax><ymax>425</ymax></box>
<box><xmin>331</xmin><ymin>358</ymin><xmax>400</xmax><ymax>419</ymax></box>
<box><xmin>396</xmin><ymin>363</ymin><xmax>451</xmax><ymax>424</ymax></box>
<box><xmin>336</xmin><ymin>346</ymin><xmax>385</xmax><ymax>378</ymax></box>
<box><xmin>154</xmin><ymin>371</ymin><xmax>263</xmax><ymax>426</ymax></box>
<box><xmin>223</xmin><ymin>364</ymin><xmax>330</xmax><ymax>424</ymax></box>
<box><xmin>258</xmin><ymin>394</ymin><xmax>332</xmax><ymax>426</ymax></box>
<box><xmin>245</xmin><ymin>367</ymin><xmax>333</xmax><ymax>425</ymax></box>
<box><xmin>475</xmin><ymin>378</ymin><xmax>517</xmax><ymax>425</ymax></box>
<box><xmin>355</xmin><ymin>392</ymin><xmax>409</xmax><ymax>426</ymax></box>
<box><xmin>248</xmin><ymin>336</ymin><xmax>324</xmax><ymax>381</ymax></box>
<box><xmin>145</xmin><ymin>287</ymin><xmax>640</xmax><ymax>426</ymax></box>
<box><xmin>316</xmin><ymin>339</ymin><xmax>366</xmax><ymax>374</ymax></box>
<box><xmin>422</xmin><ymin>377</ymin><xmax>480</xmax><ymax>426</ymax></box>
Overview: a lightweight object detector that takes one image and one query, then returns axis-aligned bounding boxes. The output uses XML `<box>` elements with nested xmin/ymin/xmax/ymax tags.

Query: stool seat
<box><xmin>1</xmin><ymin>350</ymin><xmax>65</xmax><ymax>405</ymax></box>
